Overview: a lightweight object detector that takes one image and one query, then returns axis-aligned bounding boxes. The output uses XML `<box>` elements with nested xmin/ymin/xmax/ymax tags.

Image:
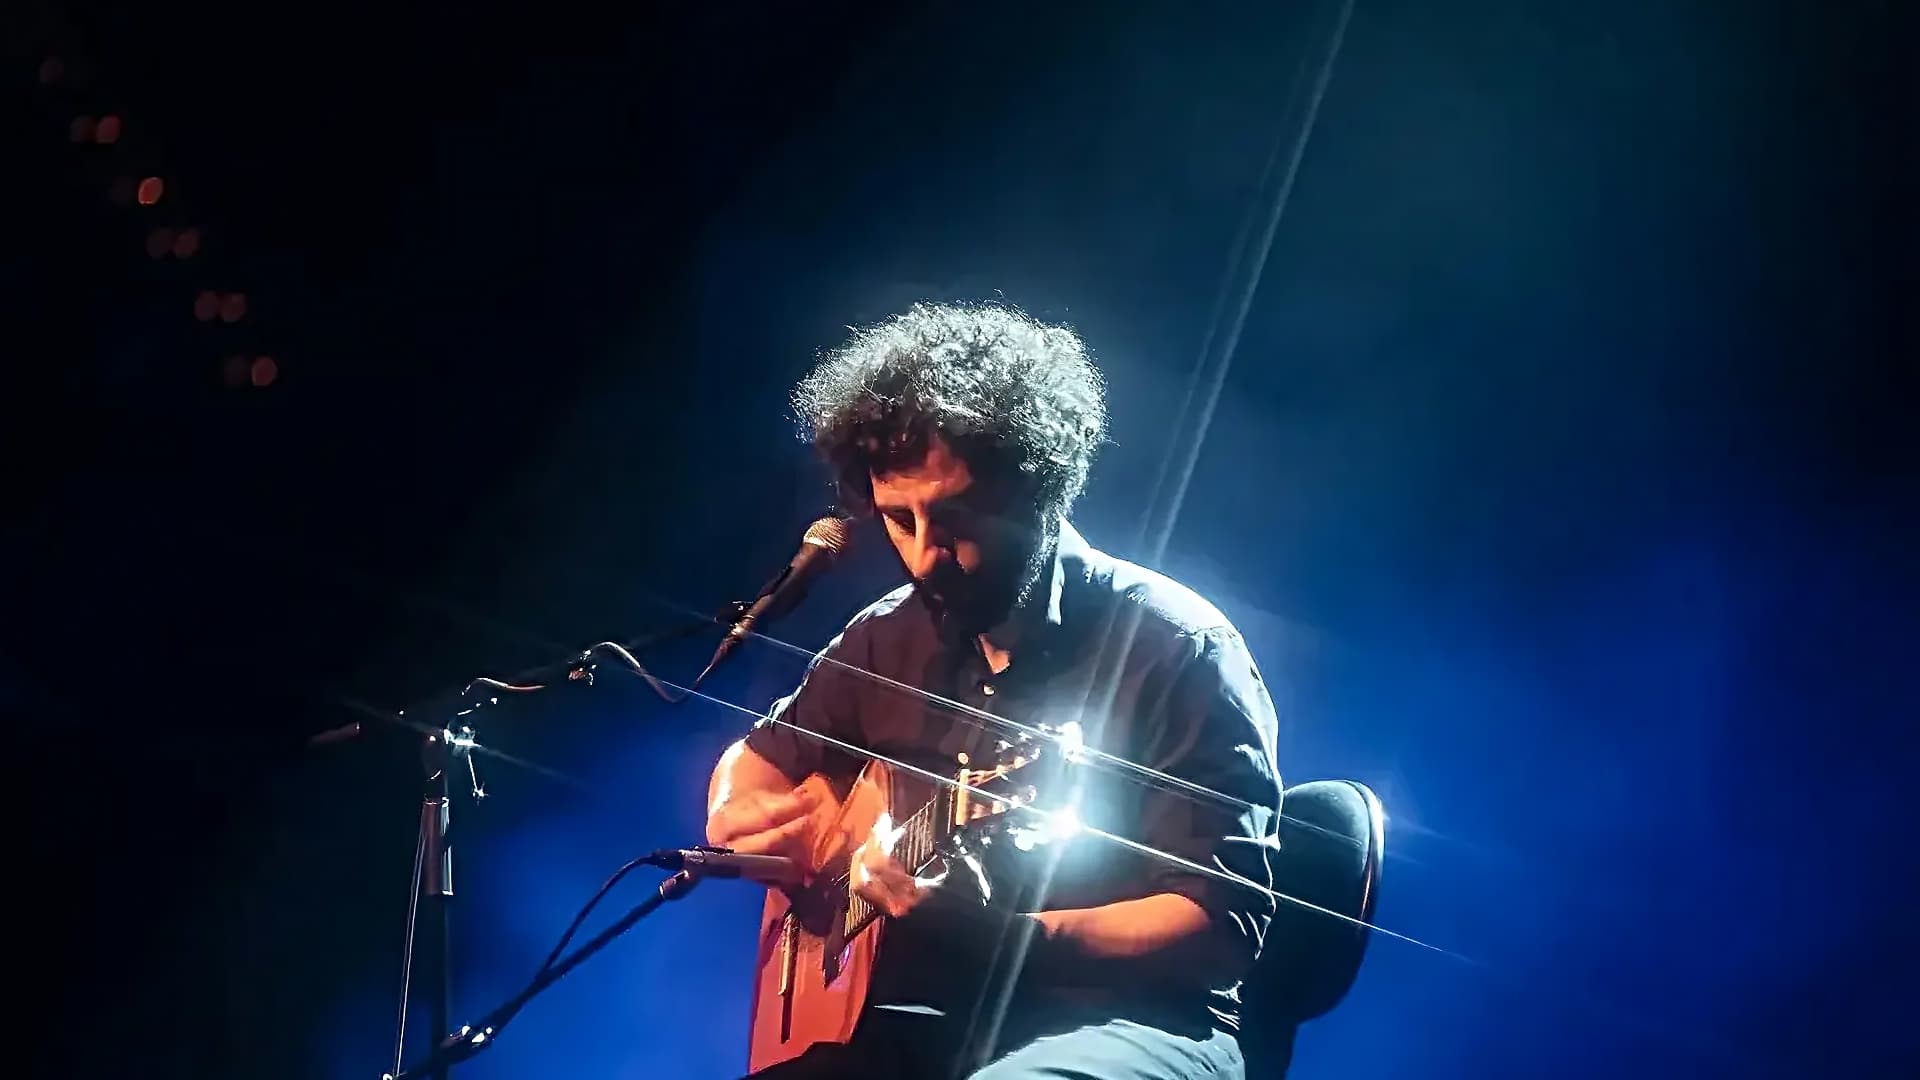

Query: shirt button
<box><xmin>980</xmin><ymin>683</ymin><xmax>996</xmax><ymax>697</ymax></box>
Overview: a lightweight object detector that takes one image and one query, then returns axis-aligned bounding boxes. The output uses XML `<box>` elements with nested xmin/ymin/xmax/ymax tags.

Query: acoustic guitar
<box><xmin>745</xmin><ymin>734</ymin><xmax>1053</xmax><ymax>1073</ymax></box>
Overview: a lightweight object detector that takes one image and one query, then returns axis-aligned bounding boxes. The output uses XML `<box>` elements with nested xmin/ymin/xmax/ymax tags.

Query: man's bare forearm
<box><xmin>1030</xmin><ymin>893</ymin><xmax>1244</xmax><ymax>985</ymax></box>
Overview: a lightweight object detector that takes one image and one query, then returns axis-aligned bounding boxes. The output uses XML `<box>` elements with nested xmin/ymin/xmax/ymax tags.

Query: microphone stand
<box><xmin>374</xmin><ymin>606</ymin><xmax>743</xmax><ymax>1080</ymax></box>
<box><xmin>387</xmin><ymin>870</ymin><xmax>702</xmax><ymax>1080</ymax></box>
<box><xmin>419</xmin><ymin>732</ymin><xmax>453</xmax><ymax>1080</ymax></box>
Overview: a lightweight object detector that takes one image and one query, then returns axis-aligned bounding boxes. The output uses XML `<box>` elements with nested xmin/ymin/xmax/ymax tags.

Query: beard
<box><xmin>914</xmin><ymin>515</ymin><xmax>1057</xmax><ymax>639</ymax></box>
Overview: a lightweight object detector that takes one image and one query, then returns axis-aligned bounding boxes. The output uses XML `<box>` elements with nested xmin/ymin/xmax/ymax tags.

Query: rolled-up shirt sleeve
<box><xmin>744</xmin><ymin>626</ymin><xmax>867</xmax><ymax>785</ymax></box>
<box><xmin>1135</xmin><ymin>626</ymin><xmax>1283</xmax><ymax>964</ymax></box>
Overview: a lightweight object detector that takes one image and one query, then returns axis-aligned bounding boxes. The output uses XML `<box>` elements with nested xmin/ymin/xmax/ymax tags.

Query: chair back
<box><xmin>1237</xmin><ymin>779</ymin><xmax>1385</xmax><ymax>1076</ymax></box>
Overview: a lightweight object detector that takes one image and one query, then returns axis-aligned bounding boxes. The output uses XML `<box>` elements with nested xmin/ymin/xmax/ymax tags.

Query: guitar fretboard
<box><xmin>838</xmin><ymin>788</ymin><xmax>943</xmax><ymax>936</ymax></box>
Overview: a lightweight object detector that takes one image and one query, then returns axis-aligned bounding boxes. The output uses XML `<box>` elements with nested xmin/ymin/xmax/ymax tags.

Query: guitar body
<box><xmin>742</xmin><ymin>731</ymin><xmax>1054</xmax><ymax>1073</ymax></box>
<box><xmin>746</xmin><ymin>762</ymin><xmax>894</xmax><ymax>1073</ymax></box>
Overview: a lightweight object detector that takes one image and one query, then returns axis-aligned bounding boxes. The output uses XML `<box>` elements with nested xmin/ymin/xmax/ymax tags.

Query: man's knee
<box><xmin>966</xmin><ymin>1026</ymin><xmax>1138</xmax><ymax>1080</ymax></box>
<box><xmin>965</xmin><ymin>1021</ymin><xmax>1241</xmax><ymax>1080</ymax></box>
<box><xmin>966</xmin><ymin>1051</ymin><xmax>1083</xmax><ymax>1080</ymax></box>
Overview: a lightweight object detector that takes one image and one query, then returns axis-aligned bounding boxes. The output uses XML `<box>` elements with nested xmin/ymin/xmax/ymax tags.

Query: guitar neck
<box><xmin>839</xmin><ymin>789</ymin><xmax>946</xmax><ymax>935</ymax></box>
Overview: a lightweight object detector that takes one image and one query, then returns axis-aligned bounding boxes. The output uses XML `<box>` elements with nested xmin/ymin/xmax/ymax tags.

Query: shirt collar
<box><xmin>980</xmin><ymin>517</ymin><xmax>1090</xmax><ymax>656</ymax></box>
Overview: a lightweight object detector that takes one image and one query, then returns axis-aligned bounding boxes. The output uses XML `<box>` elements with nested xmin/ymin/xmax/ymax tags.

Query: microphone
<box><xmin>645</xmin><ymin>847</ymin><xmax>803</xmax><ymax>886</ymax></box>
<box><xmin>700</xmin><ymin>515</ymin><xmax>853</xmax><ymax>677</ymax></box>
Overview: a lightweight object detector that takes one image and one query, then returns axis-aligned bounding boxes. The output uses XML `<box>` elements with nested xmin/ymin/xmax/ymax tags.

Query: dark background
<box><xmin>4</xmin><ymin>1</ymin><xmax>1912</xmax><ymax>1077</ymax></box>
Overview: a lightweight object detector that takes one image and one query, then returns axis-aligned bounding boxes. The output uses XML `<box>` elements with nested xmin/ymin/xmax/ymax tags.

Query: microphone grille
<box><xmin>802</xmin><ymin>515</ymin><xmax>854</xmax><ymax>556</ymax></box>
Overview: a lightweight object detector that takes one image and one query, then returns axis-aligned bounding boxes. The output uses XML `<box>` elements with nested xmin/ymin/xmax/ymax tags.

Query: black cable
<box><xmin>388</xmin><ymin>870</ymin><xmax>697</xmax><ymax>1080</ymax></box>
<box><xmin>532</xmin><ymin>853</ymin><xmax>651</xmax><ymax>981</ymax></box>
<box><xmin>583</xmin><ymin>641</ymin><xmax>696</xmax><ymax>704</ymax></box>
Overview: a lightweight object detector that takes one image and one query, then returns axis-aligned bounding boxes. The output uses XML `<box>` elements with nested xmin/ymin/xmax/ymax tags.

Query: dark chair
<box><xmin>1236</xmin><ymin>780</ymin><xmax>1386</xmax><ymax>1077</ymax></box>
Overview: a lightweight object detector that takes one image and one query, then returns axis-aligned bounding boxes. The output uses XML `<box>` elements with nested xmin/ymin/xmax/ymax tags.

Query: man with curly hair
<box><xmin>707</xmin><ymin>302</ymin><xmax>1281</xmax><ymax>1079</ymax></box>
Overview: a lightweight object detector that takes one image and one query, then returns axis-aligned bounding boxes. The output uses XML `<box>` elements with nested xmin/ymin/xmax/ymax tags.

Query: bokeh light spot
<box><xmin>136</xmin><ymin>176</ymin><xmax>165</xmax><ymax>205</ymax></box>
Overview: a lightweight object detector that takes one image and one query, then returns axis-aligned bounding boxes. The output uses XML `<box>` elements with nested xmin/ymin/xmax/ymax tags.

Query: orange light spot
<box><xmin>250</xmin><ymin>356</ymin><xmax>278</xmax><ymax>387</ymax></box>
<box><xmin>136</xmin><ymin>177</ymin><xmax>165</xmax><ymax>205</ymax></box>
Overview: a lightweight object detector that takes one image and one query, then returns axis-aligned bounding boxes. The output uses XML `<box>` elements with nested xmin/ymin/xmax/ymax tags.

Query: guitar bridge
<box><xmin>778</xmin><ymin>911</ymin><xmax>796</xmax><ymax>997</ymax></box>
<box><xmin>777</xmin><ymin>911</ymin><xmax>797</xmax><ymax>1042</ymax></box>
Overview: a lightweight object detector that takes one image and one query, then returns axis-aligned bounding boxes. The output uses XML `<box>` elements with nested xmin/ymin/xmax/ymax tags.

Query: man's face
<box><xmin>869</xmin><ymin>437</ymin><xmax>1042</xmax><ymax>636</ymax></box>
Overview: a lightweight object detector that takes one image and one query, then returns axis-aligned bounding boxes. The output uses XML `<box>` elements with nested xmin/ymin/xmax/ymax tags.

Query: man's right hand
<box><xmin>705</xmin><ymin>785</ymin><xmax>821</xmax><ymax>862</ymax></box>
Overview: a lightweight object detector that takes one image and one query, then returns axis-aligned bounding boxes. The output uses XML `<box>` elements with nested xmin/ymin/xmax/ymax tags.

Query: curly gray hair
<box><xmin>792</xmin><ymin>302</ymin><xmax>1109</xmax><ymax>518</ymax></box>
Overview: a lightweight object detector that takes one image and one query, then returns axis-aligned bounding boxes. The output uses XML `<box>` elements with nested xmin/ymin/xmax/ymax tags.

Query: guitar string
<box><xmin>751</xmin><ymin>626</ymin><xmax>1268</xmax><ymax>813</ymax></box>
<box><xmin>580</xmin><ymin>581</ymin><xmax>1378</xmax><ymax>857</ymax></box>
<box><xmin>373</xmin><ymin>558</ymin><xmax>1402</xmax><ymax>864</ymax></box>
<box><xmin>726</xmin><ymin>627</ymin><xmax>1384</xmax><ymax>861</ymax></box>
<box><xmin>330</xmin><ymin>620</ymin><xmax>1373</xmax><ymax>866</ymax></box>
<box><xmin>584</xmin><ymin>630</ymin><xmax>1384</xmax><ymax>863</ymax></box>
<box><xmin>752</xmin><ymin>703</ymin><xmax>1459</xmax><ymax>963</ymax></box>
<box><xmin>596</xmin><ymin>649</ymin><xmax>1464</xmax><ymax>963</ymax></box>
<box><xmin>322</xmin><ymin>606</ymin><xmax>1439</xmax><ymax>951</ymax></box>
<box><xmin>338</xmin><ymin>670</ymin><xmax>1436</xmax><ymax>955</ymax></box>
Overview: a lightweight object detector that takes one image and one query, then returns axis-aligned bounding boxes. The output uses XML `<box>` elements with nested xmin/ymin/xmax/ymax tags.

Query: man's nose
<box><xmin>905</xmin><ymin>523</ymin><xmax>951</xmax><ymax>577</ymax></box>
